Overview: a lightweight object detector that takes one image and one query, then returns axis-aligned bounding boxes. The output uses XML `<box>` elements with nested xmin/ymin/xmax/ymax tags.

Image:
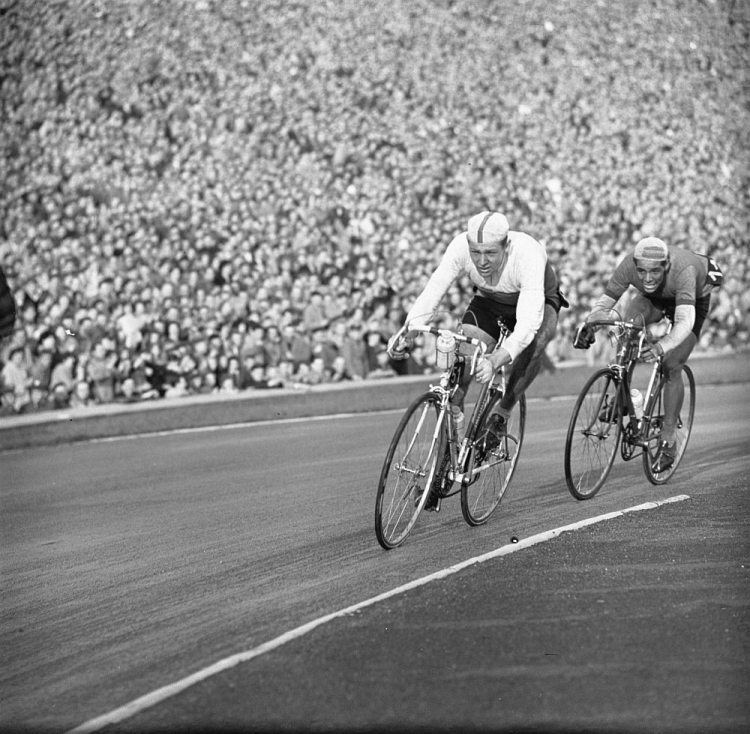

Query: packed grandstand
<box><xmin>1</xmin><ymin>0</ymin><xmax>748</xmax><ymax>414</ymax></box>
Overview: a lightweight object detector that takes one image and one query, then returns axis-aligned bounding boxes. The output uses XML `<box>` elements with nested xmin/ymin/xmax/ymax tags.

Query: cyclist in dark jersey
<box><xmin>575</xmin><ymin>237</ymin><xmax>723</xmax><ymax>472</ymax></box>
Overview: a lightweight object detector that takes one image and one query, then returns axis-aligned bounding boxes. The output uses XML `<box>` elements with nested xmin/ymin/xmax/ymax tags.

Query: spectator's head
<box><xmin>166</xmin><ymin>321</ymin><xmax>181</xmax><ymax>342</ymax></box>
<box><xmin>29</xmin><ymin>380</ymin><xmax>46</xmax><ymax>407</ymax></box>
<box><xmin>120</xmin><ymin>377</ymin><xmax>136</xmax><ymax>398</ymax></box>
<box><xmin>189</xmin><ymin>372</ymin><xmax>204</xmax><ymax>392</ymax></box>
<box><xmin>50</xmin><ymin>382</ymin><xmax>70</xmax><ymax>409</ymax></box>
<box><xmin>74</xmin><ymin>380</ymin><xmax>91</xmax><ymax>402</ymax></box>
<box><xmin>375</xmin><ymin>349</ymin><xmax>392</xmax><ymax>369</ymax></box>
<box><xmin>37</xmin><ymin>330</ymin><xmax>57</xmax><ymax>354</ymax></box>
<box><xmin>9</xmin><ymin>347</ymin><xmax>24</xmax><ymax>365</ymax></box>
<box><xmin>310</xmin><ymin>356</ymin><xmax>326</xmax><ymax>374</ymax></box>
<box><xmin>37</xmin><ymin>349</ymin><xmax>54</xmax><ymax>368</ymax></box>
<box><xmin>365</xmin><ymin>327</ymin><xmax>384</xmax><ymax>348</ymax></box>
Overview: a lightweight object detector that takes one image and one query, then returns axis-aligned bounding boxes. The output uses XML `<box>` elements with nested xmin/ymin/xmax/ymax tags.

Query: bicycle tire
<box><xmin>375</xmin><ymin>392</ymin><xmax>443</xmax><ymax>549</ymax></box>
<box><xmin>461</xmin><ymin>392</ymin><xmax>525</xmax><ymax>526</ymax></box>
<box><xmin>642</xmin><ymin>364</ymin><xmax>695</xmax><ymax>484</ymax></box>
<box><xmin>564</xmin><ymin>368</ymin><xmax>622</xmax><ymax>500</ymax></box>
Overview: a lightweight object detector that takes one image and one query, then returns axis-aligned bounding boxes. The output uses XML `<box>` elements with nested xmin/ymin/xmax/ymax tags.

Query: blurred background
<box><xmin>1</xmin><ymin>0</ymin><xmax>748</xmax><ymax>415</ymax></box>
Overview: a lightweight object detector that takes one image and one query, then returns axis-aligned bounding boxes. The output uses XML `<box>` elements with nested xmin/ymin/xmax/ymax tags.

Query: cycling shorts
<box><xmin>462</xmin><ymin>290</ymin><xmax>565</xmax><ymax>341</ymax></box>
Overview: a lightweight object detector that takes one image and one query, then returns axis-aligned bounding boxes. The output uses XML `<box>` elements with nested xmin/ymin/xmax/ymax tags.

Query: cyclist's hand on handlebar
<box><xmin>387</xmin><ymin>333</ymin><xmax>412</xmax><ymax>360</ymax></box>
<box><xmin>573</xmin><ymin>323</ymin><xmax>596</xmax><ymax>350</ymax></box>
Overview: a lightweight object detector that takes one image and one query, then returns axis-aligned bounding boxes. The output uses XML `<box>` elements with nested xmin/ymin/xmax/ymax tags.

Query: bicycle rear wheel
<box><xmin>642</xmin><ymin>364</ymin><xmax>695</xmax><ymax>484</ymax></box>
<box><xmin>461</xmin><ymin>393</ymin><xmax>525</xmax><ymax>526</ymax></box>
<box><xmin>375</xmin><ymin>392</ymin><xmax>443</xmax><ymax>549</ymax></box>
<box><xmin>564</xmin><ymin>368</ymin><xmax>622</xmax><ymax>500</ymax></box>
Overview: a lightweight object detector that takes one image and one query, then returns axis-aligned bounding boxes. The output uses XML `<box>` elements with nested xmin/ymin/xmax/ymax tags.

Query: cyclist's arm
<box><xmin>651</xmin><ymin>265</ymin><xmax>698</xmax><ymax>355</ymax></box>
<box><xmin>585</xmin><ymin>256</ymin><xmax>633</xmax><ymax>325</ymax></box>
<box><xmin>573</xmin><ymin>292</ymin><xmax>617</xmax><ymax>349</ymax></box>
<box><xmin>656</xmin><ymin>304</ymin><xmax>695</xmax><ymax>354</ymax></box>
<box><xmin>494</xmin><ymin>242</ymin><xmax>547</xmax><ymax>364</ymax></box>
<box><xmin>404</xmin><ymin>237</ymin><xmax>464</xmax><ymax>330</ymax></box>
<box><xmin>586</xmin><ymin>294</ymin><xmax>618</xmax><ymax>324</ymax></box>
<box><xmin>501</xmin><ymin>288</ymin><xmax>545</xmax><ymax>363</ymax></box>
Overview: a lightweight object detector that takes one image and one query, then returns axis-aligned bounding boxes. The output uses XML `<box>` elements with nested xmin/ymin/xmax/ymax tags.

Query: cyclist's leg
<box><xmin>660</xmin><ymin>295</ymin><xmax>708</xmax><ymax>444</ymax></box>
<box><xmin>501</xmin><ymin>266</ymin><xmax>566</xmax><ymax>415</ymax></box>
<box><xmin>458</xmin><ymin>300</ymin><xmax>498</xmax><ymax>411</ymax></box>
<box><xmin>622</xmin><ymin>291</ymin><xmax>664</xmax><ymax>326</ymax></box>
<box><xmin>456</xmin><ymin>322</ymin><xmax>494</xmax><ymax>408</ymax></box>
<box><xmin>660</xmin><ymin>333</ymin><xmax>697</xmax><ymax>444</ymax></box>
<box><xmin>625</xmin><ymin>292</ymin><xmax>696</xmax><ymax>445</ymax></box>
<box><xmin>500</xmin><ymin>303</ymin><xmax>558</xmax><ymax>414</ymax></box>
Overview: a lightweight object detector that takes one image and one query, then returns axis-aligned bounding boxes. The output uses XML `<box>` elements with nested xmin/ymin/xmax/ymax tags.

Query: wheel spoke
<box><xmin>565</xmin><ymin>369</ymin><xmax>621</xmax><ymax>499</ymax></box>
<box><xmin>461</xmin><ymin>396</ymin><xmax>525</xmax><ymax>526</ymax></box>
<box><xmin>375</xmin><ymin>394</ymin><xmax>442</xmax><ymax>549</ymax></box>
<box><xmin>643</xmin><ymin>366</ymin><xmax>695</xmax><ymax>484</ymax></box>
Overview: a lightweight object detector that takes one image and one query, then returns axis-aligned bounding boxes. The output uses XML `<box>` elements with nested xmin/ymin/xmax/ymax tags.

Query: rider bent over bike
<box><xmin>575</xmin><ymin>237</ymin><xmax>723</xmax><ymax>473</ymax></box>
<box><xmin>388</xmin><ymin>211</ymin><xmax>568</xmax><ymax>445</ymax></box>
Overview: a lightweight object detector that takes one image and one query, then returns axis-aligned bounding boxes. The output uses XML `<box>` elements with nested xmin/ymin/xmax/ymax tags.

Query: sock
<box><xmin>661</xmin><ymin>424</ymin><xmax>677</xmax><ymax>445</ymax></box>
<box><xmin>496</xmin><ymin>406</ymin><xmax>512</xmax><ymax>423</ymax></box>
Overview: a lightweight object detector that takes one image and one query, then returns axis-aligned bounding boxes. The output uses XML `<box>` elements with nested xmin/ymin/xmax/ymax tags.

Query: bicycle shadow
<box><xmin>530</xmin><ymin>435</ymin><xmax>750</xmax><ymax>497</ymax></box>
<box><xmin>683</xmin><ymin>437</ymin><xmax>750</xmax><ymax>467</ymax></box>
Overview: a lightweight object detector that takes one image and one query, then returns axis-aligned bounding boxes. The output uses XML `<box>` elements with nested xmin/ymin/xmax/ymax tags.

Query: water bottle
<box><xmin>630</xmin><ymin>388</ymin><xmax>644</xmax><ymax>419</ymax></box>
<box><xmin>435</xmin><ymin>333</ymin><xmax>456</xmax><ymax>370</ymax></box>
<box><xmin>450</xmin><ymin>404</ymin><xmax>465</xmax><ymax>438</ymax></box>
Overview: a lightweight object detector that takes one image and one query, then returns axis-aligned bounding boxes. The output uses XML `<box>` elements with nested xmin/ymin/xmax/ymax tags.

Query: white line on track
<box><xmin>86</xmin><ymin>411</ymin><xmax>377</xmax><ymax>443</ymax></box>
<box><xmin>66</xmin><ymin>494</ymin><xmax>690</xmax><ymax>734</ymax></box>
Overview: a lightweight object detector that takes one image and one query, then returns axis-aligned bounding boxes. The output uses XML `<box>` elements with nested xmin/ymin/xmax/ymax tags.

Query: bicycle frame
<box><xmin>565</xmin><ymin>317</ymin><xmax>695</xmax><ymax>500</ymax></box>
<box><xmin>395</xmin><ymin>322</ymin><xmax>513</xmax><ymax>495</ymax></box>
<box><xmin>375</xmin><ymin>319</ymin><xmax>525</xmax><ymax>546</ymax></box>
<box><xmin>398</xmin><ymin>324</ymin><xmax>485</xmax><ymax>490</ymax></box>
<box><xmin>585</xmin><ymin>319</ymin><xmax>669</xmax><ymax>450</ymax></box>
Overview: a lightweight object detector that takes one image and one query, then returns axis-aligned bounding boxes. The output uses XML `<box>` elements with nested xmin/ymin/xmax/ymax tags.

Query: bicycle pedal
<box><xmin>423</xmin><ymin>496</ymin><xmax>440</xmax><ymax>512</ymax></box>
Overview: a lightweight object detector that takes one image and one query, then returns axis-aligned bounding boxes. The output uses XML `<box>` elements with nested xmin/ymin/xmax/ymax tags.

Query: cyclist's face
<box><xmin>468</xmin><ymin>237</ymin><xmax>507</xmax><ymax>280</ymax></box>
<box><xmin>635</xmin><ymin>259</ymin><xmax>669</xmax><ymax>293</ymax></box>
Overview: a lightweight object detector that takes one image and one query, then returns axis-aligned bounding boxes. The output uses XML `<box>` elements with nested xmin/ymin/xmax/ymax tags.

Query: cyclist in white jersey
<box><xmin>388</xmin><ymin>211</ymin><xmax>568</xmax><ymax>445</ymax></box>
<box><xmin>575</xmin><ymin>237</ymin><xmax>723</xmax><ymax>472</ymax></box>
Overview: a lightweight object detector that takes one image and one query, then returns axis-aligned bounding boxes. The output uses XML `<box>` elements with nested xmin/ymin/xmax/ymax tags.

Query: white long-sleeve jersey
<box><xmin>405</xmin><ymin>230</ymin><xmax>548</xmax><ymax>361</ymax></box>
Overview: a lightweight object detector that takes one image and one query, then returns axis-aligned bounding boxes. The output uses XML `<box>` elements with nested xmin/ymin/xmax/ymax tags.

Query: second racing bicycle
<box><xmin>565</xmin><ymin>314</ymin><xmax>695</xmax><ymax>500</ymax></box>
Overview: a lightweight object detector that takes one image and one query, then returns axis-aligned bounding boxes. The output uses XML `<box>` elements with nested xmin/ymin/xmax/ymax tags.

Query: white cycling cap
<box><xmin>467</xmin><ymin>211</ymin><xmax>509</xmax><ymax>244</ymax></box>
<box><xmin>634</xmin><ymin>237</ymin><xmax>669</xmax><ymax>263</ymax></box>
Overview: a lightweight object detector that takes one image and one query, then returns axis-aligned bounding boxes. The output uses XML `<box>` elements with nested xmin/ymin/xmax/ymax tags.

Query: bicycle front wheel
<box><xmin>564</xmin><ymin>368</ymin><xmax>622</xmax><ymax>500</ymax></box>
<box><xmin>461</xmin><ymin>393</ymin><xmax>526</xmax><ymax>526</ymax></box>
<box><xmin>642</xmin><ymin>364</ymin><xmax>695</xmax><ymax>484</ymax></box>
<box><xmin>375</xmin><ymin>392</ymin><xmax>443</xmax><ymax>549</ymax></box>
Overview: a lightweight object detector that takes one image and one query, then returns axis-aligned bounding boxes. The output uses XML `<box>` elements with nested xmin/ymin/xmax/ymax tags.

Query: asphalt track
<box><xmin>1</xmin><ymin>382</ymin><xmax>749</xmax><ymax>733</ymax></box>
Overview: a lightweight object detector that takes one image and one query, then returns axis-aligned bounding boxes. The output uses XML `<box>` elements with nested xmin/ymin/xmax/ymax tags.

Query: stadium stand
<box><xmin>1</xmin><ymin>0</ymin><xmax>748</xmax><ymax>415</ymax></box>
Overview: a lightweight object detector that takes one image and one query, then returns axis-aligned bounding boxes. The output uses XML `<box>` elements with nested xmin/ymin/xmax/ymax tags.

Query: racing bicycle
<box><xmin>564</xmin><ymin>316</ymin><xmax>695</xmax><ymax>500</ymax></box>
<box><xmin>375</xmin><ymin>320</ymin><xmax>525</xmax><ymax>550</ymax></box>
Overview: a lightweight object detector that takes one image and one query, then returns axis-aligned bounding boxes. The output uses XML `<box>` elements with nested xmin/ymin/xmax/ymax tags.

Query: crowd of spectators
<box><xmin>1</xmin><ymin>0</ymin><xmax>748</xmax><ymax>416</ymax></box>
